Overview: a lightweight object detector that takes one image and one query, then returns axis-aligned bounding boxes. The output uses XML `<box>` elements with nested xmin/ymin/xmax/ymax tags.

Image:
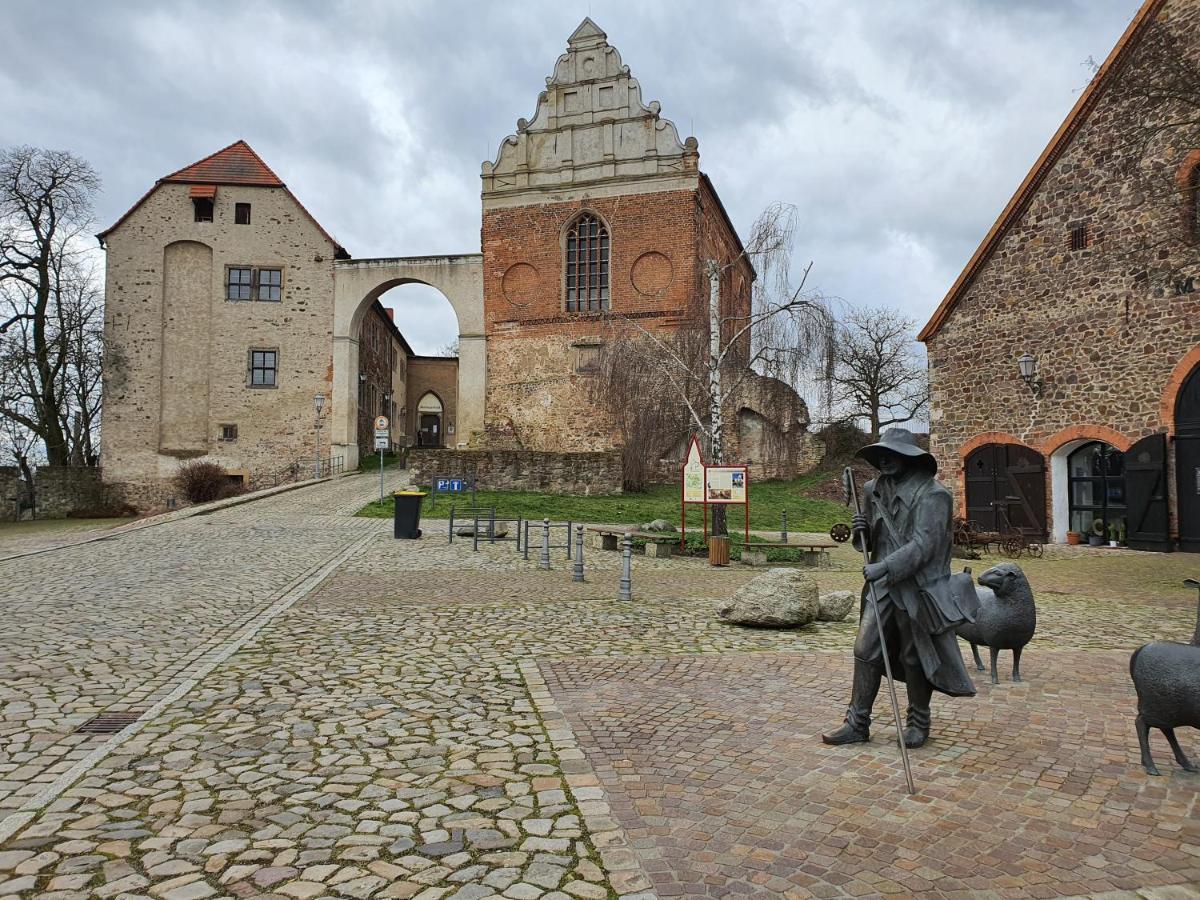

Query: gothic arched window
<box><xmin>565</xmin><ymin>213</ymin><xmax>609</xmax><ymax>312</ymax></box>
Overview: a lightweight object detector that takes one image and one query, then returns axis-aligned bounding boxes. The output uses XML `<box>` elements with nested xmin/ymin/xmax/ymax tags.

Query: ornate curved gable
<box><xmin>482</xmin><ymin>18</ymin><xmax>700</xmax><ymax>206</ymax></box>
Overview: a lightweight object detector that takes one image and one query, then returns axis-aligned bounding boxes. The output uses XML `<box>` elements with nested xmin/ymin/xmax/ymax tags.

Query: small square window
<box><xmin>235</xmin><ymin>203</ymin><xmax>251</xmax><ymax>225</ymax></box>
<box><xmin>250</xmin><ymin>350</ymin><xmax>277</xmax><ymax>387</ymax></box>
<box><xmin>219</xmin><ymin>424</ymin><xmax>238</xmax><ymax>441</ymax></box>
<box><xmin>227</xmin><ymin>267</ymin><xmax>252</xmax><ymax>300</ymax></box>
<box><xmin>193</xmin><ymin>198</ymin><xmax>214</xmax><ymax>222</ymax></box>
<box><xmin>257</xmin><ymin>268</ymin><xmax>281</xmax><ymax>301</ymax></box>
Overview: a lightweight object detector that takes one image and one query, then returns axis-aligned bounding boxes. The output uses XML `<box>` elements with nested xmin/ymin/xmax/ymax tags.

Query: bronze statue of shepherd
<box><xmin>823</xmin><ymin>429</ymin><xmax>976</xmax><ymax>750</ymax></box>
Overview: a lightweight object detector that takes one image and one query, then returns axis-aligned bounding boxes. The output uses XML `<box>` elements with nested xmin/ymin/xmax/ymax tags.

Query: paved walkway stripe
<box><xmin>0</xmin><ymin>527</ymin><xmax>378</xmax><ymax>845</ymax></box>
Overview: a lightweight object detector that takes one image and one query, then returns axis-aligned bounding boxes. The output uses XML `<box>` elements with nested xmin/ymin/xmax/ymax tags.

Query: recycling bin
<box><xmin>393</xmin><ymin>490</ymin><xmax>427</xmax><ymax>539</ymax></box>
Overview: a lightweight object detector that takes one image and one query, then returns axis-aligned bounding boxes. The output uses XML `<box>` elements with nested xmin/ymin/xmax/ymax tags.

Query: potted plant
<box><xmin>1066</xmin><ymin>531</ymin><xmax>1083</xmax><ymax>545</ymax></box>
<box><xmin>1088</xmin><ymin>518</ymin><xmax>1105</xmax><ymax>547</ymax></box>
<box><xmin>1108</xmin><ymin>520</ymin><xmax>1126</xmax><ymax>548</ymax></box>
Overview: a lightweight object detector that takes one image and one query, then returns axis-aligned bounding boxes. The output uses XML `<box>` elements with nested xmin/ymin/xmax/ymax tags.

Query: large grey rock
<box><xmin>456</xmin><ymin>525</ymin><xmax>509</xmax><ymax>538</ymax></box>
<box><xmin>641</xmin><ymin>519</ymin><xmax>677</xmax><ymax>533</ymax></box>
<box><xmin>818</xmin><ymin>590</ymin><xmax>856</xmax><ymax>622</ymax></box>
<box><xmin>716</xmin><ymin>568</ymin><xmax>819</xmax><ymax>628</ymax></box>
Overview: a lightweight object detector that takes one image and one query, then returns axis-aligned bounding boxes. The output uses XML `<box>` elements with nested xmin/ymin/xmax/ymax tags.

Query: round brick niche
<box><xmin>502</xmin><ymin>262</ymin><xmax>540</xmax><ymax>307</ymax></box>
<box><xmin>631</xmin><ymin>251</ymin><xmax>673</xmax><ymax>297</ymax></box>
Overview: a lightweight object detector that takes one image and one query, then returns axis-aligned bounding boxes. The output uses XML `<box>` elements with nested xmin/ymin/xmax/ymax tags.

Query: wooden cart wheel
<box><xmin>830</xmin><ymin>523</ymin><xmax>851</xmax><ymax>543</ymax></box>
<box><xmin>1002</xmin><ymin>535</ymin><xmax>1024</xmax><ymax>558</ymax></box>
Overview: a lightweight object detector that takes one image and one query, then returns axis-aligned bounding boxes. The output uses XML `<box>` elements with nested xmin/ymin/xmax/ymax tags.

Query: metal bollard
<box><xmin>618</xmin><ymin>531</ymin><xmax>633</xmax><ymax>601</ymax></box>
<box><xmin>781</xmin><ymin>510</ymin><xmax>788</xmax><ymax>544</ymax></box>
<box><xmin>572</xmin><ymin>524</ymin><xmax>585</xmax><ymax>582</ymax></box>
<box><xmin>539</xmin><ymin>517</ymin><xmax>551</xmax><ymax>570</ymax></box>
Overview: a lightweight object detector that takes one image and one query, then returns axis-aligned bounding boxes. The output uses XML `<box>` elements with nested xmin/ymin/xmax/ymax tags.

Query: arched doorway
<box><xmin>964</xmin><ymin>442</ymin><xmax>1047</xmax><ymax>539</ymax></box>
<box><xmin>416</xmin><ymin>393</ymin><xmax>444</xmax><ymax>447</ymax></box>
<box><xmin>331</xmin><ymin>255</ymin><xmax>484</xmax><ymax>469</ymax></box>
<box><xmin>1066</xmin><ymin>442</ymin><xmax>1126</xmax><ymax>542</ymax></box>
<box><xmin>1177</xmin><ymin>362</ymin><xmax>1200</xmax><ymax>551</ymax></box>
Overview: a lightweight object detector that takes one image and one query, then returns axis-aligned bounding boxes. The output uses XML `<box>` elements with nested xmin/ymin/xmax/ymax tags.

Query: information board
<box><xmin>705</xmin><ymin>466</ymin><xmax>748</xmax><ymax>504</ymax></box>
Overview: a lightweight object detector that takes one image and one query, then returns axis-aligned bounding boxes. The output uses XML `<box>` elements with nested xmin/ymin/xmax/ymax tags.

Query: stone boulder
<box><xmin>455</xmin><ymin>525</ymin><xmax>509</xmax><ymax>539</ymax></box>
<box><xmin>818</xmin><ymin>590</ymin><xmax>857</xmax><ymax>622</ymax></box>
<box><xmin>641</xmin><ymin>519</ymin><xmax>677</xmax><ymax>533</ymax></box>
<box><xmin>716</xmin><ymin>568</ymin><xmax>819</xmax><ymax>628</ymax></box>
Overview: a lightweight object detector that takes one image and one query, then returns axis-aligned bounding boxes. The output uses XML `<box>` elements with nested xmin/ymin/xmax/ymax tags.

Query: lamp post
<box><xmin>1018</xmin><ymin>352</ymin><xmax>1044</xmax><ymax>397</ymax></box>
<box><xmin>313</xmin><ymin>394</ymin><xmax>325</xmax><ymax>479</ymax></box>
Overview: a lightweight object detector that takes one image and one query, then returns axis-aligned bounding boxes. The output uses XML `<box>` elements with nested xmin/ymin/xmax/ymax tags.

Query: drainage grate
<box><xmin>74</xmin><ymin>711</ymin><xmax>143</xmax><ymax>735</ymax></box>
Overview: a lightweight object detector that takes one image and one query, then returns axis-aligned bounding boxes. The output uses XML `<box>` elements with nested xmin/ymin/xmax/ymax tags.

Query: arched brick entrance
<box><xmin>331</xmin><ymin>255</ymin><xmax>484</xmax><ymax>469</ymax></box>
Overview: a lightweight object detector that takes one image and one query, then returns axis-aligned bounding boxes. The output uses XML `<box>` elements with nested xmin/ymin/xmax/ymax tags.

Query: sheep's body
<box><xmin>1129</xmin><ymin>589</ymin><xmax>1200</xmax><ymax>776</ymax></box>
<box><xmin>955</xmin><ymin>563</ymin><xmax>1036</xmax><ymax>684</ymax></box>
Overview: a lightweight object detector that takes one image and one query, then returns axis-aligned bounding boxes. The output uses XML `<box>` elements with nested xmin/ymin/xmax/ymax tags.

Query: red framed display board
<box><xmin>679</xmin><ymin>436</ymin><xmax>750</xmax><ymax>548</ymax></box>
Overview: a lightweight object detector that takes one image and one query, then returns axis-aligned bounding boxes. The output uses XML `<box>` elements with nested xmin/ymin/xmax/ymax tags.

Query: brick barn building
<box><xmin>98</xmin><ymin>19</ymin><xmax>816</xmax><ymax>506</ymax></box>
<box><xmin>921</xmin><ymin>0</ymin><xmax>1200</xmax><ymax>552</ymax></box>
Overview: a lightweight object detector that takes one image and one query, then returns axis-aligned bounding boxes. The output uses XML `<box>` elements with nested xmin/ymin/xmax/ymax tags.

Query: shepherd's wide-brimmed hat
<box><xmin>856</xmin><ymin>428</ymin><xmax>936</xmax><ymax>473</ymax></box>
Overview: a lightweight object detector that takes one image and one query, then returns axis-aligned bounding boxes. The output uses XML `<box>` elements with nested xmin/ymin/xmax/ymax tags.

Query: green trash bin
<box><xmin>393</xmin><ymin>490</ymin><xmax>426</xmax><ymax>539</ymax></box>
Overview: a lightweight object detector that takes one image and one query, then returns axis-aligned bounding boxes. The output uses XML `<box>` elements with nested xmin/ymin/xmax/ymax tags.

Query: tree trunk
<box><xmin>706</xmin><ymin>260</ymin><xmax>728</xmax><ymax>537</ymax></box>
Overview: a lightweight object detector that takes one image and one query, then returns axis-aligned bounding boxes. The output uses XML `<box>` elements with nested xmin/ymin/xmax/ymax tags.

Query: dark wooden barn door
<box><xmin>964</xmin><ymin>443</ymin><xmax>1047</xmax><ymax>539</ymax></box>
<box><xmin>1177</xmin><ymin>363</ymin><xmax>1200</xmax><ymax>553</ymax></box>
<box><xmin>1125</xmin><ymin>433</ymin><xmax>1171</xmax><ymax>552</ymax></box>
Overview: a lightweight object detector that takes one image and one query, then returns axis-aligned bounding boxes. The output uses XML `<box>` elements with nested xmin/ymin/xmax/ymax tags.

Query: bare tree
<box><xmin>436</xmin><ymin>337</ymin><xmax>460</xmax><ymax>358</ymax></box>
<box><xmin>825</xmin><ymin>306</ymin><xmax>928</xmax><ymax>442</ymax></box>
<box><xmin>593</xmin><ymin>202</ymin><xmax>833</xmax><ymax>532</ymax></box>
<box><xmin>0</xmin><ymin>146</ymin><xmax>103</xmax><ymax>466</ymax></box>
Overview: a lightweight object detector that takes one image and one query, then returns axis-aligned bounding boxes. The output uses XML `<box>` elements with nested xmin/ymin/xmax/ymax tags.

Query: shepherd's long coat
<box><xmin>856</xmin><ymin>471</ymin><xmax>977</xmax><ymax>698</ymax></box>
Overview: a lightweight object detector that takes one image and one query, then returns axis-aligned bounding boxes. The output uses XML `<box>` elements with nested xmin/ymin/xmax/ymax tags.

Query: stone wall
<box><xmin>923</xmin><ymin>0</ymin><xmax>1200</xmax><ymax>539</ymax></box>
<box><xmin>358</xmin><ymin>302</ymin><xmax>407</xmax><ymax>451</ymax></box>
<box><xmin>406</xmin><ymin>357</ymin><xmax>459</xmax><ymax>446</ymax></box>
<box><xmin>409</xmin><ymin>449</ymin><xmax>622</xmax><ymax>495</ymax></box>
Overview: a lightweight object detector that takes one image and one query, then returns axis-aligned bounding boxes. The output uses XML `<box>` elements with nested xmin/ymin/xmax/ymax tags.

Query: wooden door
<box><xmin>1125</xmin><ymin>433</ymin><xmax>1171</xmax><ymax>552</ymax></box>
<box><xmin>1177</xmin><ymin>363</ymin><xmax>1200</xmax><ymax>552</ymax></box>
<box><xmin>419</xmin><ymin>414</ymin><xmax>441</xmax><ymax>448</ymax></box>
<box><xmin>964</xmin><ymin>443</ymin><xmax>1047</xmax><ymax>538</ymax></box>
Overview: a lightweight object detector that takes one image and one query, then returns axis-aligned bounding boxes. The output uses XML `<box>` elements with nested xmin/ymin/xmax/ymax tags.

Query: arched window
<box><xmin>565</xmin><ymin>213</ymin><xmax>609</xmax><ymax>312</ymax></box>
<box><xmin>1067</xmin><ymin>441</ymin><xmax>1125</xmax><ymax>539</ymax></box>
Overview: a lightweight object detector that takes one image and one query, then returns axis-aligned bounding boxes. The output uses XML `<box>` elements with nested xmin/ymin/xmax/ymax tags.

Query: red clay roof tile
<box><xmin>162</xmin><ymin>140</ymin><xmax>284</xmax><ymax>187</ymax></box>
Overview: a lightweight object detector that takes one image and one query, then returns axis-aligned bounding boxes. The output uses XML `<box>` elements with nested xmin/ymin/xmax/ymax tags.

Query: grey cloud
<box><xmin>1</xmin><ymin>0</ymin><xmax>1144</xmax><ymax>344</ymax></box>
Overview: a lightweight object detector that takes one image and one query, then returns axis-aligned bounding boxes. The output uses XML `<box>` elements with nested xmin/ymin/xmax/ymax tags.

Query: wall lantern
<box><xmin>1017</xmin><ymin>352</ymin><xmax>1044</xmax><ymax>396</ymax></box>
<box><xmin>314</xmin><ymin>393</ymin><xmax>326</xmax><ymax>414</ymax></box>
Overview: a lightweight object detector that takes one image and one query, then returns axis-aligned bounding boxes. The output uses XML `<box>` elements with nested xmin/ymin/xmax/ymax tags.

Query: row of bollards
<box><xmin>533</xmin><ymin>518</ymin><xmax>632</xmax><ymax>601</ymax></box>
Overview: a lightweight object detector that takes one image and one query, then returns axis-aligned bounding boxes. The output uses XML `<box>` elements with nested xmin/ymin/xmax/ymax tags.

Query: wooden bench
<box><xmin>587</xmin><ymin>526</ymin><xmax>678</xmax><ymax>558</ymax></box>
<box><xmin>739</xmin><ymin>539</ymin><xmax>836</xmax><ymax>568</ymax></box>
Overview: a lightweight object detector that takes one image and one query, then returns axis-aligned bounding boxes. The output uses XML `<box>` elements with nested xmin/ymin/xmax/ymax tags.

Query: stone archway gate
<box><xmin>332</xmin><ymin>255</ymin><xmax>484</xmax><ymax>469</ymax></box>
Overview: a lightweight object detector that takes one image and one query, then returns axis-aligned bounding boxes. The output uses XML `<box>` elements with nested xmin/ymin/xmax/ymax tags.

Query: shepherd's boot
<box><xmin>903</xmin><ymin>673</ymin><xmax>933</xmax><ymax>749</ymax></box>
<box><xmin>822</xmin><ymin>660</ymin><xmax>881</xmax><ymax>745</ymax></box>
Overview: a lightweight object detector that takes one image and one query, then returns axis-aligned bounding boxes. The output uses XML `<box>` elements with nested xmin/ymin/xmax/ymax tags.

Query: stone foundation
<box><xmin>410</xmin><ymin>449</ymin><xmax>622</xmax><ymax>495</ymax></box>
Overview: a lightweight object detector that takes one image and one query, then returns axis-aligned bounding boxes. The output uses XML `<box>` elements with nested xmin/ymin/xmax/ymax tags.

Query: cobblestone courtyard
<box><xmin>1</xmin><ymin>476</ymin><xmax>1198</xmax><ymax>899</ymax></box>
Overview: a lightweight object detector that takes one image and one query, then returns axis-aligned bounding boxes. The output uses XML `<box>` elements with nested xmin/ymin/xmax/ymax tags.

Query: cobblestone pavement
<box><xmin>1</xmin><ymin>490</ymin><xmax>1198</xmax><ymax>899</ymax></box>
<box><xmin>543</xmin><ymin>652</ymin><xmax>1200</xmax><ymax>899</ymax></box>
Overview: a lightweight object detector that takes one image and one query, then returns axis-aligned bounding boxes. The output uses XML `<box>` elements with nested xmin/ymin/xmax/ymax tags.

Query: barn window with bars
<box><xmin>565</xmin><ymin>214</ymin><xmax>610</xmax><ymax>312</ymax></box>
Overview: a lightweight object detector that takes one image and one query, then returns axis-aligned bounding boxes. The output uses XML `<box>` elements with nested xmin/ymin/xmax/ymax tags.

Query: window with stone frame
<box><xmin>226</xmin><ymin>266</ymin><xmax>283</xmax><ymax>301</ymax></box>
<box><xmin>1190</xmin><ymin>164</ymin><xmax>1200</xmax><ymax>242</ymax></box>
<box><xmin>248</xmin><ymin>349</ymin><xmax>277</xmax><ymax>387</ymax></box>
<box><xmin>565</xmin><ymin>213</ymin><xmax>610</xmax><ymax>312</ymax></box>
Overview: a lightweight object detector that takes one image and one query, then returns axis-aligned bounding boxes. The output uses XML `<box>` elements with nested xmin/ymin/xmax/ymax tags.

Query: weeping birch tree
<box><xmin>593</xmin><ymin>202</ymin><xmax>833</xmax><ymax>533</ymax></box>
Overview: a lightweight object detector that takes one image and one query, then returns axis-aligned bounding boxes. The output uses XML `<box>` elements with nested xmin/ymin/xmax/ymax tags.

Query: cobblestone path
<box><xmin>1</xmin><ymin>489</ymin><xmax>1198</xmax><ymax>899</ymax></box>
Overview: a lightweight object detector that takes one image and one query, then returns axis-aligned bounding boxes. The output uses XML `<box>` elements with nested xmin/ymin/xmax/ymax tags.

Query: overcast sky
<box><xmin>1</xmin><ymin>0</ymin><xmax>1140</xmax><ymax>355</ymax></box>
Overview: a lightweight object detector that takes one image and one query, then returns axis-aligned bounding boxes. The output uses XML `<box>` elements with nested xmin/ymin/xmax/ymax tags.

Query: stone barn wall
<box><xmin>409</xmin><ymin>449</ymin><xmax>623</xmax><ymax>495</ymax></box>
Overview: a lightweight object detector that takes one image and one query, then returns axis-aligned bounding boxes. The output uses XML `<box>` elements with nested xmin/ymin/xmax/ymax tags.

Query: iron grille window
<box><xmin>565</xmin><ymin>214</ymin><xmax>610</xmax><ymax>312</ymax></box>
<box><xmin>249</xmin><ymin>350</ymin><xmax>277</xmax><ymax>387</ymax></box>
<box><xmin>1191</xmin><ymin>166</ymin><xmax>1200</xmax><ymax>241</ymax></box>
<box><xmin>1068</xmin><ymin>223</ymin><xmax>1089</xmax><ymax>251</ymax></box>
<box><xmin>219</xmin><ymin>424</ymin><xmax>238</xmax><ymax>441</ymax></box>
<box><xmin>227</xmin><ymin>267</ymin><xmax>253</xmax><ymax>300</ymax></box>
<box><xmin>235</xmin><ymin>203</ymin><xmax>251</xmax><ymax>225</ymax></box>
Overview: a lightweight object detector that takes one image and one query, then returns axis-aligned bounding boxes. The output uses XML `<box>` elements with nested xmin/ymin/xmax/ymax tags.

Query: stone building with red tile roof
<box><xmin>920</xmin><ymin>0</ymin><xmax>1200</xmax><ymax>551</ymax></box>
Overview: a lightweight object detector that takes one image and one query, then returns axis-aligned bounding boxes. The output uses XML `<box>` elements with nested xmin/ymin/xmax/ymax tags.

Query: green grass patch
<box><xmin>357</xmin><ymin>451</ymin><xmax>406</xmax><ymax>472</ymax></box>
<box><xmin>356</xmin><ymin>471</ymin><xmax>846</xmax><ymax>533</ymax></box>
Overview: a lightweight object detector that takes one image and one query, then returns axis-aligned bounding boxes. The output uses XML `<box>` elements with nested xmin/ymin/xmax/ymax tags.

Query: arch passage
<box><xmin>964</xmin><ymin>443</ymin><xmax>1047</xmax><ymax>539</ymax></box>
<box><xmin>1176</xmin><ymin>362</ymin><xmax>1200</xmax><ymax>551</ymax></box>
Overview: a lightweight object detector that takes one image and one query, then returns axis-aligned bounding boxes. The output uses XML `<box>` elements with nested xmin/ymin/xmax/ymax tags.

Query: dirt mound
<box><xmin>805</xmin><ymin>460</ymin><xmax>876</xmax><ymax>504</ymax></box>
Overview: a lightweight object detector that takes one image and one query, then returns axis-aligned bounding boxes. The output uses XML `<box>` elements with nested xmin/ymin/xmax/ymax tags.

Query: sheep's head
<box><xmin>978</xmin><ymin>562</ymin><xmax>1027</xmax><ymax>597</ymax></box>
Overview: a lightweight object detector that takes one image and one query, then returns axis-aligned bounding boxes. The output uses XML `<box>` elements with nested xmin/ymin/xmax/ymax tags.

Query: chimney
<box><xmin>386</xmin><ymin>308</ymin><xmax>395</xmax><ymax>321</ymax></box>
